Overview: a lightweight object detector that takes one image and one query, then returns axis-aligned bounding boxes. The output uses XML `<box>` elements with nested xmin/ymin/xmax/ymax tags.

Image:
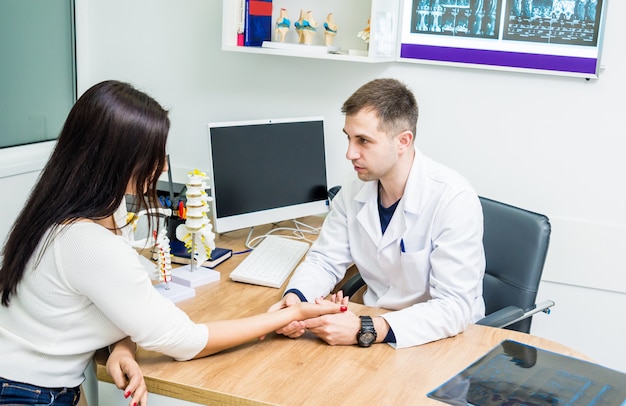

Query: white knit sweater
<box><xmin>0</xmin><ymin>218</ymin><xmax>208</xmax><ymax>388</ymax></box>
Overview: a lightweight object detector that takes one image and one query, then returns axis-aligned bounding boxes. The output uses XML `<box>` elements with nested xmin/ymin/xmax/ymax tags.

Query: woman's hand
<box><xmin>106</xmin><ymin>337</ymin><xmax>148</xmax><ymax>406</ymax></box>
<box><xmin>295</xmin><ymin>299</ymin><xmax>348</xmax><ymax>320</ymax></box>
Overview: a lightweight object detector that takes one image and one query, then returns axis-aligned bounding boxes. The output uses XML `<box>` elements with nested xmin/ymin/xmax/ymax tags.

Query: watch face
<box><xmin>358</xmin><ymin>331</ymin><xmax>376</xmax><ymax>346</ymax></box>
<box><xmin>357</xmin><ymin>315</ymin><xmax>376</xmax><ymax>347</ymax></box>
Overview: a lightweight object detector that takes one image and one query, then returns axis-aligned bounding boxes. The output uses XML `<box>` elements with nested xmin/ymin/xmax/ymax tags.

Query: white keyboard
<box><xmin>229</xmin><ymin>236</ymin><xmax>310</xmax><ymax>288</ymax></box>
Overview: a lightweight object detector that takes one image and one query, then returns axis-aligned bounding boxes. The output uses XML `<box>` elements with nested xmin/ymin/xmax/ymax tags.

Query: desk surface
<box><xmin>95</xmin><ymin>217</ymin><xmax>590</xmax><ymax>406</ymax></box>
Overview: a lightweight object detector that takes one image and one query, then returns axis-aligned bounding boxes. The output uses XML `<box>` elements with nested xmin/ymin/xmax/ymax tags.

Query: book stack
<box><xmin>244</xmin><ymin>0</ymin><xmax>272</xmax><ymax>46</ymax></box>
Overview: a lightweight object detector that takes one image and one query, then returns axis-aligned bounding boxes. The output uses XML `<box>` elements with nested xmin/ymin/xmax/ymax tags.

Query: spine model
<box><xmin>175</xmin><ymin>169</ymin><xmax>216</xmax><ymax>270</ymax></box>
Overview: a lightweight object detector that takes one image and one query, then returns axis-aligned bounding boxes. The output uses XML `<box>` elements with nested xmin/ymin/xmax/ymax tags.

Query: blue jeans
<box><xmin>0</xmin><ymin>378</ymin><xmax>80</xmax><ymax>406</ymax></box>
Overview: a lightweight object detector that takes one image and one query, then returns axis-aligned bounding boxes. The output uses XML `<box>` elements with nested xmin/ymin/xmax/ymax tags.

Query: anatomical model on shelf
<box><xmin>294</xmin><ymin>9</ymin><xmax>318</xmax><ymax>45</ymax></box>
<box><xmin>357</xmin><ymin>18</ymin><xmax>371</xmax><ymax>45</ymax></box>
<box><xmin>323</xmin><ymin>13</ymin><xmax>338</xmax><ymax>46</ymax></box>
<box><xmin>275</xmin><ymin>8</ymin><xmax>290</xmax><ymax>42</ymax></box>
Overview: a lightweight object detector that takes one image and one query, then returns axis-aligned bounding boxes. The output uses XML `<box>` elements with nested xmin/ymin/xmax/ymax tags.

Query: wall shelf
<box><xmin>222</xmin><ymin>0</ymin><xmax>401</xmax><ymax>63</ymax></box>
<box><xmin>223</xmin><ymin>0</ymin><xmax>607</xmax><ymax>78</ymax></box>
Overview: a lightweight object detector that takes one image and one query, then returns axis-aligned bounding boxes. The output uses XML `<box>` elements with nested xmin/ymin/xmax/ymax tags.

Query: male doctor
<box><xmin>269</xmin><ymin>78</ymin><xmax>485</xmax><ymax>348</ymax></box>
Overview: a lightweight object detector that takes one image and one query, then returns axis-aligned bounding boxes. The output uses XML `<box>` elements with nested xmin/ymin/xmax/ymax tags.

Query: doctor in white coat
<box><xmin>269</xmin><ymin>78</ymin><xmax>485</xmax><ymax>348</ymax></box>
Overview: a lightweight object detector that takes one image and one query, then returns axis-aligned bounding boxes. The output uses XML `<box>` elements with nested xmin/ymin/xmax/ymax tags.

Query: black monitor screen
<box><xmin>207</xmin><ymin>117</ymin><xmax>329</xmax><ymax>232</ymax></box>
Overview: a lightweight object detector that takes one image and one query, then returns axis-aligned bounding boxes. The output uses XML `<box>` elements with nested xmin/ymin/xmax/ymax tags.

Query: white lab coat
<box><xmin>285</xmin><ymin>149</ymin><xmax>485</xmax><ymax>348</ymax></box>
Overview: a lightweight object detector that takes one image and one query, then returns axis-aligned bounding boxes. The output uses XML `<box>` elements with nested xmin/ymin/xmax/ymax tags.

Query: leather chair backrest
<box><xmin>480</xmin><ymin>196</ymin><xmax>551</xmax><ymax>333</ymax></box>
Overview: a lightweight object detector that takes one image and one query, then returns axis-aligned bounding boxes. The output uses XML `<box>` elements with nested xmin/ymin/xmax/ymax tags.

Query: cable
<box><xmin>241</xmin><ymin>218</ymin><xmax>322</xmax><ymax>250</ymax></box>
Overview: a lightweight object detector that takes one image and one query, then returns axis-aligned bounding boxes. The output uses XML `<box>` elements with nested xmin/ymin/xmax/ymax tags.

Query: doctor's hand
<box><xmin>303</xmin><ymin>296</ymin><xmax>360</xmax><ymax>345</ymax></box>
<box><xmin>264</xmin><ymin>292</ymin><xmax>306</xmax><ymax>339</ymax></box>
<box><xmin>327</xmin><ymin>290</ymin><xmax>350</xmax><ymax>306</ymax></box>
<box><xmin>106</xmin><ymin>337</ymin><xmax>148</xmax><ymax>406</ymax></box>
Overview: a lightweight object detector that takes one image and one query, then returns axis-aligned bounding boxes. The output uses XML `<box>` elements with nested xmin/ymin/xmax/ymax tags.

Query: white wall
<box><xmin>77</xmin><ymin>0</ymin><xmax>626</xmax><ymax>370</ymax></box>
<box><xmin>0</xmin><ymin>141</ymin><xmax>54</xmax><ymax>251</ymax></box>
<box><xmin>1</xmin><ymin>0</ymin><xmax>624</xmax><ymax>403</ymax></box>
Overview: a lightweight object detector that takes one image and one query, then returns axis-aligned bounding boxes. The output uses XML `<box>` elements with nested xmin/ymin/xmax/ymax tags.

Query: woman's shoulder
<box><xmin>58</xmin><ymin>220</ymin><xmax>114</xmax><ymax>235</ymax></box>
<box><xmin>52</xmin><ymin>221</ymin><xmax>140</xmax><ymax>274</ymax></box>
<box><xmin>54</xmin><ymin>221</ymin><xmax>128</xmax><ymax>250</ymax></box>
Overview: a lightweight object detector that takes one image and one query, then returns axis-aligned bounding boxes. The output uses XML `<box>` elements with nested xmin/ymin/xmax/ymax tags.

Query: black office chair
<box><xmin>338</xmin><ymin>195</ymin><xmax>554</xmax><ymax>333</ymax></box>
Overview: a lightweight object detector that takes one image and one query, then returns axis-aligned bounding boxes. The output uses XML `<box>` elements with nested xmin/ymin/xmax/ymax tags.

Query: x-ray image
<box><xmin>410</xmin><ymin>0</ymin><xmax>503</xmax><ymax>39</ymax></box>
<box><xmin>504</xmin><ymin>0</ymin><xmax>602</xmax><ymax>45</ymax></box>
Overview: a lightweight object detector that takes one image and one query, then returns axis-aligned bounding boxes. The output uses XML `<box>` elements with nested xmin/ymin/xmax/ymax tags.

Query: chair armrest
<box><xmin>476</xmin><ymin>306</ymin><xmax>524</xmax><ymax>328</ymax></box>
<box><xmin>340</xmin><ymin>273</ymin><xmax>366</xmax><ymax>298</ymax></box>
<box><xmin>476</xmin><ymin>300</ymin><xmax>556</xmax><ymax>329</ymax></box>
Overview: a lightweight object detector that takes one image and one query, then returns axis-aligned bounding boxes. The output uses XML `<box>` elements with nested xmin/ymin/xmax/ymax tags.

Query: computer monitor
<box><xmin>207</xmin><ymin>116</ymin><xmax>329</xmax><ymax>233</ymax></box>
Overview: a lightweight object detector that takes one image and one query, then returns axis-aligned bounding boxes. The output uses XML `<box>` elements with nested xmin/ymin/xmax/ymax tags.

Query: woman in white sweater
<box><xmin>0</xmin><ymin>81</ymin><xmax>345</xmax><ymax>406</ymax></box>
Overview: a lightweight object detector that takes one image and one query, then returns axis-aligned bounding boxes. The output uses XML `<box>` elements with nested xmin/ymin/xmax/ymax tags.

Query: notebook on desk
<box><xmin>168</xmin><ymin>240</ymin><xmax>232</xmax><ymax>269</ymax></box>
<box><xmin>428</xmin><ymin>340</ymin><xmax>626</xmax><ymax>406</ymax></box>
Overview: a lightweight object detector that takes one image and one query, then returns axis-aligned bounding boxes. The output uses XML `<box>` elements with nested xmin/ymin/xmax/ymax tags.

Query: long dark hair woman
<box><xmin>0</xmin><ymin>81</ymin><xmax>345</xmax><ymax>406</ymax></box>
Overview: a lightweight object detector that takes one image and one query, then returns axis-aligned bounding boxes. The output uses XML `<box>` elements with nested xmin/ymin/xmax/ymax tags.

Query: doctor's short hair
<box><xmin>341</xmin><ymin>78</ymin><xmax>418</xmax><ymax>139</ymax></box>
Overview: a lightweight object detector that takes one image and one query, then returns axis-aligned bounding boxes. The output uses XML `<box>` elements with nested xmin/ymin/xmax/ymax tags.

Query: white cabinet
<box><xmin>222</xmin><ymin>0</ymin><xmax>401</xmax><ymax>63</ymax></box>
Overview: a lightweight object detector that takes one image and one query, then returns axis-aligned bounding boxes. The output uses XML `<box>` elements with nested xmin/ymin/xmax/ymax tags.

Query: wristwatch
<box><xmin>357</xmin><ymin>315</ymin><xmax>377</xmax><ymax>347</ymax></box>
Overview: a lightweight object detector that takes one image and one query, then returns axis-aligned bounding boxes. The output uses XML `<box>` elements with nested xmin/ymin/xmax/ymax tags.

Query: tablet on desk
<box><xmin>428</xmin><ymin>340</ymin><xmax>626</xmax><ymax>405</ymax></box>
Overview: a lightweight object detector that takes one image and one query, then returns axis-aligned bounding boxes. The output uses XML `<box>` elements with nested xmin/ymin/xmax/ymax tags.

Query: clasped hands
<box><xmin>266</xmin><ymin>291</ymin><xmax>360</xmax><ymax>346</ymax></box>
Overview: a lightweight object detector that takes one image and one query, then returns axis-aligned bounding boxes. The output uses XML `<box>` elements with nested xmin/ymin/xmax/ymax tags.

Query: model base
<box><xmin>154</xmin><ymin>282</ymin><xmax>196</xmax><ymax>303</ymax></box>
<box><xmin>171</xmin><ymin>264</ymin><xmax>220</xmax><ymax>288</ymax></box>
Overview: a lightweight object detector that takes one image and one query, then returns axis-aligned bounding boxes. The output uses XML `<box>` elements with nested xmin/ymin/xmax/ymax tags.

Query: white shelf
<box><xmin>222</xmin><ymin>43</ymin><xmax>380</xmax><ymax>63</ymax></box>
<box><xmin>222</xmin><ymin>0</ymin><xmax>401</xmax><ymax>63</ymax></box>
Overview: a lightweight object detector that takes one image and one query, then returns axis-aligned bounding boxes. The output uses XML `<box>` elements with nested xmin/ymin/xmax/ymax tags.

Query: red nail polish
<box><xmin>133</xmin><ymin>403</ymin><xmax>137</xmax><ymax>406</ymax></box>
<box><xmin>340</xmin><ymin>305</ymin><xmax>347</xmax><ymax>312</ymax></box>
<box><xmin>124</xmin><ymin>391</ymin><xmax>131</xmax><ymax>398</ymax></box>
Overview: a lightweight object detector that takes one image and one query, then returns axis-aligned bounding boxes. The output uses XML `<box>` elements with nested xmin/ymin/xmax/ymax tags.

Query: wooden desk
<box><xmin>95</xmin><ymin>217</ymin><xmax>590</xmax><ymax>405</ymax></box>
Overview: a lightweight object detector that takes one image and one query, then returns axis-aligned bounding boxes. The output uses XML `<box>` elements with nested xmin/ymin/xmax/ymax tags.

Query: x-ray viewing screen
<box><xmin>400</xmin><ymin>0</ymin><xmax>607</xmax><ymax>78</ymax></box>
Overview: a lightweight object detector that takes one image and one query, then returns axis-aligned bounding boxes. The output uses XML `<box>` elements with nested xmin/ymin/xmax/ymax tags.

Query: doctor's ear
<box><xmin>397</xmin><ymin>130</ymin><xmax>414</xmax><ymax>150</ymax></box>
